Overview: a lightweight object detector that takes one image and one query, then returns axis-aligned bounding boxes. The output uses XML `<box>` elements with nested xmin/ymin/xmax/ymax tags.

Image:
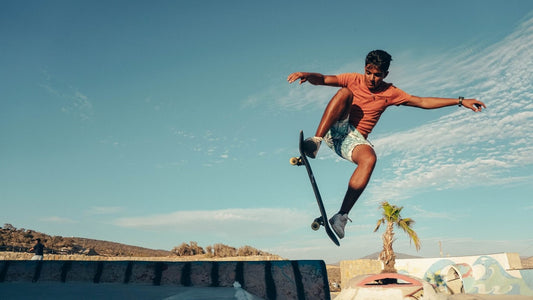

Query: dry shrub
<box><xmin>212</xmin><ymin>243</ymin><xmax>236</xmax><ymax>258</ymax></box>
<box><xmin>171</xmin><ymin>241</ymin><xmax>205</xmax><ymax>256</ymax></box>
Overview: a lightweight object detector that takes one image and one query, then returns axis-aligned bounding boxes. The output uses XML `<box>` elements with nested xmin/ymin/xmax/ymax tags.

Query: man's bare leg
<box><xmin>315</xmin><ymin>88</ymin><xmax>353</xmax><ymax>137</ymax></box>
<box><xmin>313</xmin><ymin>87</ymin><xmax>376</xmax><ymax>214</ymax></box>
<box><xmin>338</xmin><ymin>144</ymin><xmax>377</xmax><ymax>215</ymax></box>
<box><xmin>329</xmin><ymin>141</ymin><xmax>377</xmax><ymax>239</ymax></box>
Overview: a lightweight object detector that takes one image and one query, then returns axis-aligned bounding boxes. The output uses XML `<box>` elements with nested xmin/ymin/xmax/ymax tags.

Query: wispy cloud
<box><xmin>86</xmin><ymin>206</ymin><xmax>124</xmax><ymax>215</ymax></box>
<box><xmin>113</xmin><ymin>208</ymin><xmax>310</xmax><ymax>239</ymax></box>
<box><xmin>256</xmin><ymin>15</ymin><xmax>530</xmax><ymax>205</ymax></box>
<box><xmin>40</xmin><ymin>70</ymin><xmax>94</xmax><ymax>121</ymax></box>
<box><xmin>254</xmin><ymin>15</ymin><xmax>533</xmax><ymax>209</ymax></box>
<box><xmin>243</xmin><ymin>16</ymin><xmax>533</xmax><ymax>216</ymax></box>
<box><xmin>40</xmin><ymin>216</ymin><xmax>77</xmax><ymax>224</ymax></box>
<box><xmin>171</xmin><ymin>128</ymin><xmax>252</xmax><ymax>167</ymax></box>
<box><xmin>409</xmin><ymin>205</ymin><xmax>457</xmax><ymax>221</ymax></box>
<box><xmin>364</xmin><ymin>15</ymin><xmax>533</xmax><ymax>203</ymax></box>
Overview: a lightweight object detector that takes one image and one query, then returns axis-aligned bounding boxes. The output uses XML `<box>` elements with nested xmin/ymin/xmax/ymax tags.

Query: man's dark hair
<box><xmin>365</xmin><ymin>50</ymin><xmax>392</xmax><ymax>72</ymax></box>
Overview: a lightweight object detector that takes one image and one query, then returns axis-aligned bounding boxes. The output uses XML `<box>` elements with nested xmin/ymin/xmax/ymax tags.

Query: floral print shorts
<box><xmin>323</xmin><ymin>117</ymin><xmax>373</xmax><ymax>162</ymax></box>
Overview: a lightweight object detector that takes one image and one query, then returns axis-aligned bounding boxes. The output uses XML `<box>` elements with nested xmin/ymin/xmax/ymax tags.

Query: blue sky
<box><xmin>1</xmin><ymin>1</ymin><xmax>532</xmax><ymax>264</ymax></box>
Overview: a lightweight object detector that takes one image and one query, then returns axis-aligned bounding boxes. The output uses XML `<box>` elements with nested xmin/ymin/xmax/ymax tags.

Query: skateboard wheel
<box><xmin>289</xmin><ymin>157</ymin><xmax>300</xmax><ymax>165</ymax></box>
<box><xmin>311</xmin><ymin>221</ymin><xmax>320</xmax><ymax>231</ymax></box>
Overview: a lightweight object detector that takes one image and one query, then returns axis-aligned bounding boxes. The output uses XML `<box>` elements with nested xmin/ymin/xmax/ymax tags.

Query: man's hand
<box><xmin>288</xmin><ymin>72</ymin><xmax>309</xmax><ymax>84</ymax></box>
<box><xmin>287</xmin><ymin>72</ymin><xmax>326</xmax><ymax>85</ymax></box>
<box><xmin>288</xmin><ymin>72</ymin><xmax>341</xmax><ymax>87</ymax></box>
<box><xmin>463</xmin><ymin>99</ymin><xmax>486</xmax><ymax>112</ymax></box>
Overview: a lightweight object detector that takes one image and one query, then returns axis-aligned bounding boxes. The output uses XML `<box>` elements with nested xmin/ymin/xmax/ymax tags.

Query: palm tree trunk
<box><xmin>379</xmin><ymin>221</ymin><xmax>397</xmax><ymax>273</ymax></box>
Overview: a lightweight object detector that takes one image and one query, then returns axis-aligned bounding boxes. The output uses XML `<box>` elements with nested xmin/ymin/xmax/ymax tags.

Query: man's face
<box><xmin>364</xmin><ymin>64</ymin><xmax>388</xmax><ymax>90</ymax></box>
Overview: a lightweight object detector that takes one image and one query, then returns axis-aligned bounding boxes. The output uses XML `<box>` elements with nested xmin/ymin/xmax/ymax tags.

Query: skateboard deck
<box><xmin>290</xmin><ymin>131</ymin><xmax>340</xmax><ymax>246</ymax></box>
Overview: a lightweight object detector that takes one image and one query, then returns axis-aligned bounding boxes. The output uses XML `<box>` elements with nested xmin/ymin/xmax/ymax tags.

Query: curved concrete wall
<box><xmin>342</xmin><ymin>253</ymin><xmax>533</xmax><ymax>296</ymax></box>
<box><xmin>0</xmin><ymin>260</ymin><xmax>330</xmax><ymax>300</ymax></box>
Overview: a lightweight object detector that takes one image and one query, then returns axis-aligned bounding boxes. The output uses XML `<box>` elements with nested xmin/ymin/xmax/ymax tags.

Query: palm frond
<box><xmin>401</xmin><ymin>217</ymin><xmax>416</xmax><ymax>227</ymax></box>
<box><xmin>374</xmin><ymin>218</ymin><xmax>384</xmax><ymax>232</ymax></box>
<box><xmin>398</xmin><ymin>220</ymin><xmax>421</xmax><ymax>251</ymax></box>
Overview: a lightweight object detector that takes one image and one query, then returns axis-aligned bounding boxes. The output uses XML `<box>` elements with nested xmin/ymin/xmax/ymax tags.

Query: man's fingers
<box><xmin>288</xmin><ymin>72</ymin><xmax>307</xmax><ymax>84</ymax></box>
<box><xmin>472</xmin><ymin>103</ymin><xmax>484</xmax><ymax>112</ymax></box>
<box><xmin>466</xmin><ymin>99</ymin><xmax>486</xmax><ymax>112</ymax></box>
<box><xmin>287</xmin><ymin>74</ymin><xmax>300</xmax><ymax>83</ymax></box>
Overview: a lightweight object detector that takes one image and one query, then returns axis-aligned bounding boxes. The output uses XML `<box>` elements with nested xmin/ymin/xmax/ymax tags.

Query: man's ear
<box><xmin>383</xmin><ymin>71</ymin><xmax>389</xmax><ymax>79</ymax></box>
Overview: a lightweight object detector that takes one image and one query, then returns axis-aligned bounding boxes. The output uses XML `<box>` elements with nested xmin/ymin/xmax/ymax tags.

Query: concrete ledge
<box><xmin>0</xmin><ymin>260</ymin><xmax>330</xmax><ymax>299</ymax></box>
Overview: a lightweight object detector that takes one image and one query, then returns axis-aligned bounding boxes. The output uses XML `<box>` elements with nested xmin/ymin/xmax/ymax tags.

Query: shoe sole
<box><xmin>329</xmin><ymin>220</ymin><xmax>345</xmax><ymax>239</ymax></box>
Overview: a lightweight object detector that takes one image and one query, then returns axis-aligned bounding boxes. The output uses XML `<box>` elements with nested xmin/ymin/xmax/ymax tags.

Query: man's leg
<box><xmin>330</xmin><ymin>144</ymin><xmax>377</xmax><ymax>238</ymax></box>
<box><xmin>315</xmin><ymin>88</ymin><xmax>353</xmax><ymax>137</ymax></box>
<box><xmin>339</xmin><ymin>144</ymin><xmax>377</xmax><ymax>214</ymax></box>
<box><xmin>303</xmin><ymin>88</ymin><xmax>353</xmax><ymax>158</ymax></box>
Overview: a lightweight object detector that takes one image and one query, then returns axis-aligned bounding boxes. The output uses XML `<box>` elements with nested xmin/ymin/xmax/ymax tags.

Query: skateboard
<box><xmin>290</xmin><ymin>131</ymin><xmax>340</xmax><ymax>246</ymax></box>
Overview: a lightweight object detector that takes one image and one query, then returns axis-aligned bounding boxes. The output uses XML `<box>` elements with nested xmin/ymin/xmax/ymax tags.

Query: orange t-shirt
<box><xmin>336</xmin><ymin>73</ymin><xmax>411</xmax><ymax>138</ymax></box>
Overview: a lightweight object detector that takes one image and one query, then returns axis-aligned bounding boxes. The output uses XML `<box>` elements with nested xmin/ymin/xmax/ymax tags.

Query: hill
<box><xmin>0</xmin><ymin>224</ymin><xmax>278</xmax><ymax>259</ymax></box>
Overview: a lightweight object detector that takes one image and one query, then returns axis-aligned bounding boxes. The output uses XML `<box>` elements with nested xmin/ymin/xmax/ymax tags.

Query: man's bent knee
<box><xmin>331</xmin><ymin>88</ymin><xmax>353</xmax><ymax>119</ymax></box>
<box><xmin>352</xmin><ymin>145</ymin><xmax>377</xmax><ymax>168</ymax></box>
<box><xmin>334</xmin><ymin>88</ymin><xmax>353</xmax><ymax>104</ymax></box>
<box><xmin>336</xmin><ymin>87</ymin><xmax>352</xmax><ymax>97</ymax></box>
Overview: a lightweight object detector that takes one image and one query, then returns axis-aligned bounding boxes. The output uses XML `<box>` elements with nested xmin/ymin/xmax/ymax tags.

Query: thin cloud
<box><xmin>264</xmin><ymin>14</ymin><xmax>533</xmax><ymax>207</ymax></box>
<box><xmin>171</xmin><ymin>128</ymin><xmax>254</xmax><ymax>166</ymax></box>
<box><xmin>113</xmin><ymin>208</ymin><xmax>310</xmax><ymax>239</ymax></box>
<box><xmin>39</xmin><ymin>71</ymin><xmax>94</xmax><ymax>121</ymax></box>
<box><xmin>251</xmin><ymin>66</ymin><xmax>357</xmax><ymax>112</ymax></box>
<box><xmin>155</xmin><ymin>160</ymin><xmax>188</xmax><ymax>169</ymax></box>
<box><xmin>40</xmin><ymin>216</ymin><xmax>77</xmax><ymax>224</ymax></box>
<box><xmin>365</xmin><ymin>15</ymin><xmax>533</xmax><ymax>202</ymax></box>
<box><xmin>86</xmin><ymin>206</ymin><xmax>124</xmax><ymax>215</ymax></box>
<box><xmin>410</xmin><ymin>205</ymin><xmax>456</xmax><ymax>221</ymax></box>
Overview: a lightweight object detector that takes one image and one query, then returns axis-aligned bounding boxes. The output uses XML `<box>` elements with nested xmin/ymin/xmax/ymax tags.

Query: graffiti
<box><xmin>469</xmin><ymin>256</ymin><xmax>533</xmax><ymax>295</ymax></box>
<box><xmin>400</xmin><ymin>255</ymin><xmax>533</xmax><ymax>296</ymax></box>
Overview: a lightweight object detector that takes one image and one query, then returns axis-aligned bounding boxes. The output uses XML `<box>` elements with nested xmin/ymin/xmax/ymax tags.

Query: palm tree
<box><xmin>374</xmin><ymin>201</ymin><xmax>421</xmax><ymax>273</ymax></box>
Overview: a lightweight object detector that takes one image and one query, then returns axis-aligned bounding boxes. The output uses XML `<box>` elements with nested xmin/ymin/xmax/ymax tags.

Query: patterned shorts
<box><xmin>323</xmin><ymin>117</ymin><xmax>373</xmax><ymax>162</ymax></box>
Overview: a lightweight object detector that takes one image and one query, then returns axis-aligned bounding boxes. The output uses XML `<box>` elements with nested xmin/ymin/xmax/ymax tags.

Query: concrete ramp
<box><xmin>0</xmin><ymin>260</ymin><xmax>330</xmax><ymax>299</ymax></box>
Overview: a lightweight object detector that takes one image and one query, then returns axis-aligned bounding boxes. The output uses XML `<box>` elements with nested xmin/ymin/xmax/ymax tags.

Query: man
<box><xmin>287</xmin><ymin>50</ymin><xmax>486</xmax><ymax>239</ymax></box>
<box><xmin>29</xmin><ymin>238</ymin><xmax>44</xmax><ymax>260</ymax></box>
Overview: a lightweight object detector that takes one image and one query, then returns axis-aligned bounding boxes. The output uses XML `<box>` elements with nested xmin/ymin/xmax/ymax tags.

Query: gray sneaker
<box><xmin>329</xmin><ymin>213</ymin><xmax>352</xmax><ymax>239</ymax></box>
<box><xmin>303</xmin><ymin>136</ymin><xmax>322</xmax><ymax>159</ymax></box>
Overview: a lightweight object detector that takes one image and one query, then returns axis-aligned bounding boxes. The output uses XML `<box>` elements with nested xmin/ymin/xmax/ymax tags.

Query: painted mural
<box><xmin>395</xmin><ymin>254</ymin><xmax>533</xmax><ymax>296</ymax></box>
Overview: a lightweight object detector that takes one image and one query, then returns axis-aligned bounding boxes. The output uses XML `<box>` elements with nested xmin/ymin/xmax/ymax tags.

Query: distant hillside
<box><xmin>0</xmin><ymin>224</ymin><xmax>278</xmax><ymax>259</ymax></box>
<box><xmin>0</xmin><ymin>224</ymin><xmax>172</xmax><ymax>257</ymax></box>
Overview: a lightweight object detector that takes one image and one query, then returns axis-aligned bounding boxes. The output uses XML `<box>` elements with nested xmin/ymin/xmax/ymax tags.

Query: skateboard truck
<box><xmin>289</xmin><ymin>157</ymin><xmax>303</xmax><ymax>166</ymax></box>
<box><xmin>311</xmin><ymin>216</ymin><xmax>325</xmax><ymax>231</ymax></box>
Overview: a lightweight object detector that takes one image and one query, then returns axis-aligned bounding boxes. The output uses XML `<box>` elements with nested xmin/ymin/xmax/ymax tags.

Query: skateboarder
<box><xmin>287</xmin><ymin>50</ymin><xmax>486</xmax><ymax>239</ymax></box>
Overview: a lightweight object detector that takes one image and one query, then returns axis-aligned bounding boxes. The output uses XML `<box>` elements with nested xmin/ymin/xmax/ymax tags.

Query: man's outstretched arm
<box><xmin>404</xmin><ymin>96</ymin><xmax>486</xmax><ymax>112</ymax></box>
<box><xmin>287</xmin><ymin>72</ymin><xmax>340</xmax><ymax>86</ymax></box>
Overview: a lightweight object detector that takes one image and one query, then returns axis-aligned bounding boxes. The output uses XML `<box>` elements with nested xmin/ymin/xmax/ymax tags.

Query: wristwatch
<box><xmin>458</xmin><ymin>96</ymin><xmax>464</xmax><ymax>107</ymax></box>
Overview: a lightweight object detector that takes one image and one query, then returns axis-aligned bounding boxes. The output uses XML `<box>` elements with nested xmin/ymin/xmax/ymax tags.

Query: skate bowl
<box><xmin>0</xmin><ymin>259</ymin><xmax>330</xmax><ymax>299</ymax></box>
